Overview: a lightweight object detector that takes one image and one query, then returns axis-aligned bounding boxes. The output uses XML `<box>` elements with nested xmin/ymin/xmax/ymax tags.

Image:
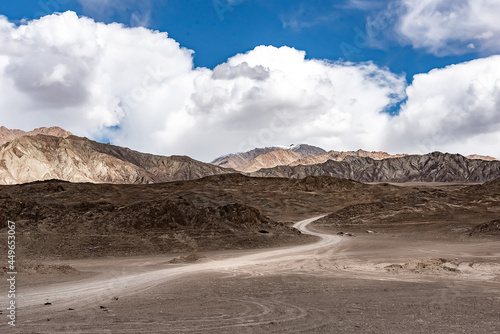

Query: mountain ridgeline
<box><xmin>251</xmin><ymin>152</ymin><xmax>500</xmax><ymax>183</ymax></box>
<box><xmin>0</xmin><ymin>126</ymin><xmax>73</xmax><ymax>146</ymax></box>
<box><xmin>211</xmin><ymin>144</ymin><xmax>327</xmax><ymax>171</ymax></box>
<box><xmin>0</xmin><ymin>126</ymin><xmax>499</xmax><ymax>184</ymax></box>
<box><xmin>0</xmin><ymin>134</ymin><xmax>232</xmax><ymax>185</ymax></box>
<box><xmin>214</xmin><ymin>144</ymin><xmax>500</xmax><ymax>183</ymax></box>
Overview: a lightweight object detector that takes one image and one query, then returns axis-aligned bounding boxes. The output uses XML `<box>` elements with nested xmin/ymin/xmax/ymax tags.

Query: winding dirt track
<box><xmin>5</xmin><ymin>216</ymin><xmax>500</xmax><ymax>333</ymax></box>
<box><xmin>16</xmin><ymin>216</ymin><xmax>340</xmax><ymax>310</ymax></box>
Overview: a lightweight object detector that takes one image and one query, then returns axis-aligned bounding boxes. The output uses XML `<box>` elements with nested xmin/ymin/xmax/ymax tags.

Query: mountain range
<box><xmin>211</xmin><ymin>144</ymin><xmax>327</xmax><ymax>172</ymax></box>
<box><xmin>0</xmin><ymin>126</ymin><xmax>499</xmax><ymax>184</ymax></box>
<box><xmin>0</xmin><ymin>130</ymin><xmax>231</xmax><ymax>185</ymax></box>
<box><xmin>213</xmin><ymin>144</ymin><xmax>497</xmax><ymax>172</ymax></box>
<box><xmin>251</xmin><ymin>152</ymin><xmax>500</xmax><ymax>183</ymax></box>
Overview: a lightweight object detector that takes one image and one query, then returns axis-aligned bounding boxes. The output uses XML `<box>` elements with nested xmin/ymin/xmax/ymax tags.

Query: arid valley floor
<box><xmin>1</xmin><ymin>175</ymin><xmax>500</xmax><ymax>333</ymax></box>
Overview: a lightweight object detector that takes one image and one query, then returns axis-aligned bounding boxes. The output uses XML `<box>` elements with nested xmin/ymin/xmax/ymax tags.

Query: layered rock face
<box><xmin>1</xmin><ymin>125</ymin><xmax>499</xmax><ymax>185</ymax></box>
<box><xmin>214</xmin><ymin>145</ymin><xmax>500</xmax><ymax>183</ymax></box>
<box><xmin>212</xmin><ymin>144</ymin><xmax>326</xmax><ymax>171</ymax></box>
<box><xmin>0</xmin><ymin>135</ymin><xmax>232</xmax><ymax>185</ymax></box>
<box><xmin>251</xmin><ymin>152</ymin><xmax>500</xmax><ymax>183</ymax></box>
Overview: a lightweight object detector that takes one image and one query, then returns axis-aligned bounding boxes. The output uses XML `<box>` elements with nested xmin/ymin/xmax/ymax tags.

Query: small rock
<box><xmin>112</xmin><ymin>296</ymin><xmax>119</xmax><ymax>301</ymax></box>
<box><xmin>44</xmin><ymin>302</ymin><xmax>52</xmax><ymax>306</ymax></box>
<box><xmin>385</xmin><ymin>264</ymin><xmax>403</xmax><ymax>270</ymax></box>
<box><xmin>337</xmin><ymin>232</ymin><xmax>344</xmax><ymax>235</ymax></box>
<box><xmin>366</xmin><ymin>230</ymin><xmax>375</xmax><ymax>234</ymax></box>
<box><xmin>100</xmin><ymin>305</ymin><xmax>107</xmax><ymax>309</ymax></box>
<box><xmin>68</xmin><ymin>308</ymin><xmax>75</xmax><ymax>311</ymax></box>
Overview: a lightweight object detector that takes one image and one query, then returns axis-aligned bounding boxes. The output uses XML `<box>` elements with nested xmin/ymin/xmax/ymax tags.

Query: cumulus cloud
<box><xmin>1</xmin><ymin>11</ymin><xmax>499</xmax><ymax>161</ymax></box>
<box><xmin>0</xmin><ymin>11</ymin><xmax>194</xmax><ymax>149</ymax></box>
<box><xmin>185</xmin><ymin>46</ymin><xmax>406</xmax><ymax>156</ymax></box>
<box><xmin>212</xmin><ymin>62</ymin><xmax>270</xmax><ymax>81</ymax></box>
<box><xmin>0</xmin><ymin>12</ymin><xmax>408</xmax><ymax>161</ymax></box>
<box><xmin>385</xmin><ymin>55</ymin><xmax>500</xmax><ymax>156</ymax></box>
<box><xmin>393</xmin><ymin>0</ymin><xmax>500</xmax><ymax>55</ymax></box>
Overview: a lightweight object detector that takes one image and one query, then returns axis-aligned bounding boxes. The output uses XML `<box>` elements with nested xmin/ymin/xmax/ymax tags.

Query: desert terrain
<box><xmin>0</xmin><ymin>175</ymin><xmax>499</xmax><ymax>333</ymax></box>
<box><xmin>1</xmin><ymin>0</ymin><xmax>500</xmax><ymax>329</ymax></box>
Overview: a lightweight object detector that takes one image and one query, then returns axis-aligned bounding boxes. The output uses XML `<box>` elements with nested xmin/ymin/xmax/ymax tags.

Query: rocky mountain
<box><xmin>212</xmin><ymin>147</ymin><xmax>280</xmax><ymax>169</ymax></box>
<box><xmin>0</xmin><ymin>126</ymin><xmax>72</xmax><ymax>146</ymax></box>
<box><xmin>2</xmin><ymin>127</ymin><xmax>499</xmax><ymax>185</ymax></box>
<box><xmin>214</xmin><ymin>145</ymin><xmax>499</xmax><ymax>182</ymax></box>
<box><xmin>211</xmin><ymin>144</ymin><xmax>326</xmax><ymax>170</ymax></box>
<box><xmin>0</xmin><ymin>134</ymin><xmax>232</xmax><ymax>185</ymax></box>
<box><xmin>289</xmin><ymin>144</ymin><xmax>327</xmax><ymax>156</ymax></box>
<box><xmin>213</xmin><ymin>146</ymin><xmax>411</xmax><ymax>172</ymax></box>
<box><xmin>251</xmin><ymin>152</ymin><xmax>500</xmax><ymax>183</ymax></box>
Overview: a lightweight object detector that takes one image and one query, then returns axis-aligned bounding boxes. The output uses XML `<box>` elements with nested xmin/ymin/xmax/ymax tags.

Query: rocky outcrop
<box><xmin>0</xmin><ymin>135</ymin><xmax>232</xmax><ymax>185</ymax></box>
<box><xmin>0</xmin><ymin>180</ymin><xmax>306</xmax><ymax>258</ymax></box>
<box><xmin>469</xmin><ymin>219</ymin><xmax>500</xmax><ymax>236</ymax></box>
<box><xmin>0</xmin><ymin>126</ymin><xmax>72</xmax><ymax>146</ymax></box>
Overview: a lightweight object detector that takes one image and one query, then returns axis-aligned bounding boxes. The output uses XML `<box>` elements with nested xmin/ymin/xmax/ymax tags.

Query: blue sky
<box><xmin>0</xmin><ymin>0</ymin><xmax>485</xmax><ymax>77</ymax></box>
<box><xmin>1</xmin><ymin>0</ymin><xmax>500</xmax><ymax>160</ymax></box>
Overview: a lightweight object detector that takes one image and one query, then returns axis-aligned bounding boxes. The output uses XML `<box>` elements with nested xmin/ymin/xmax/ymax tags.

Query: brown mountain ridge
<box><xmin>0</xmin><ymin>134</ymin><xmax>232</xmax><ymax>185</ymax></box>
<box><xmin>1</xmin><ymin>126</ymin><xmax>499</xmax><ymax>185</ymax></box>
<box><xmin>251</xmin><ymin>152</ymin><xmax>500</xmax><ymax>183</ymax></box>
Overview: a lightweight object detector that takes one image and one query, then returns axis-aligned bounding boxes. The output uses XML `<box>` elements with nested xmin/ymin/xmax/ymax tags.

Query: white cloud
<box><xmin>395</xmin><ymin>0</ymin><xmax>500</xmax><ymax>55</ymax></box>
<box><xmin>0</xmin><ymin>12</ymin><xmax>409</xmax><ymax>161</ymax></box>
<box><xmin>212</xmin><ymin>62</ymin><xmax>270</xmax><ymax>81</ymax></box>
<box><xmin>386</xmin><ymin>55</ymin><xmax>500</xmax><ymax>157</ymax></box>
<box><xmin>0</xmin><ymin>11</ymin><xmax>194</xmax><ymax>149</ymax></box>
<box><xmin>181</xmin><ymin>46</ymin><xmax>406</xmax><ymax>156</ymax></box>
<box><xmin>1</xmin><ymin>11</ymin><xmax>500</xmax><ymax>162</ymax></box>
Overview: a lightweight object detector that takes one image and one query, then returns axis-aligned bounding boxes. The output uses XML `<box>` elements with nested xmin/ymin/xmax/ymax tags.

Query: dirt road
<box><xmin>3</xmin><ymin>216</ymin><xmax>500</xmax><ymax>333</ymax></box>
<box><xmin>12</xmin><ymin>216</ymin><xmax>336</xmax><ymax>308</ymax></box>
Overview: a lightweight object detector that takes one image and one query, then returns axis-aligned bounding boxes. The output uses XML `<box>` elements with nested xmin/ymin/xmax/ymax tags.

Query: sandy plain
<box><xmin>2</xmin><ymin>216</ymin><xmax>500</xmax><ymax>333</ymax></box>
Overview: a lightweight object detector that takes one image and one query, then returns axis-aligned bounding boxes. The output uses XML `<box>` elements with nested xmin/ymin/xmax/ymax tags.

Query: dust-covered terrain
<box><xmin>0</xmin><ymin>175</ymin><xmax>499</xmax><ymax>333</ymax></box>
